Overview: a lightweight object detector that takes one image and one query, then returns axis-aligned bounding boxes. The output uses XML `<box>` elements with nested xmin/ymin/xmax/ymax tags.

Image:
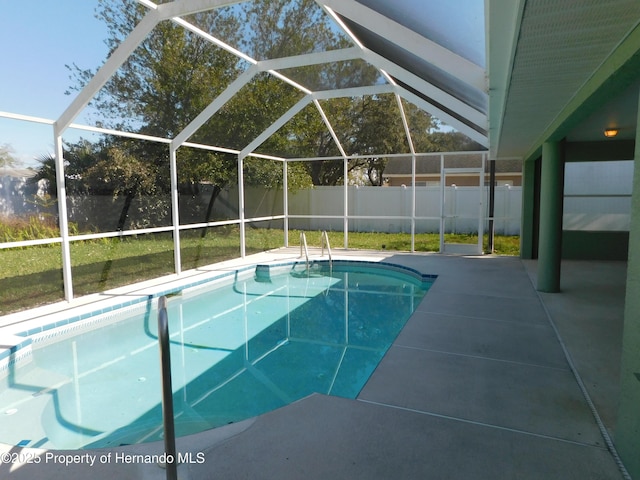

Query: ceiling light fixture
<box><xmin>603</xmin><ymin>128</ymin><xmax>619</xmax><ymax>138</ymax></box>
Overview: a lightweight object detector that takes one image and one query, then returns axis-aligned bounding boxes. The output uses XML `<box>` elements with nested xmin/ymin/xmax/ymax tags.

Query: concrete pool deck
<box><xmin>0</xmin><ymin>250</ymin><xmax>628</xmax><ymax>479</ymax></box>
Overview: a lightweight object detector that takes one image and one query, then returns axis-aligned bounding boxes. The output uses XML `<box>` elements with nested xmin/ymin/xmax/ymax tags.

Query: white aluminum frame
<box><xmin>440</xmin><ymin>156</ymin><xmax>487</xmax><ymax>255</ymax></box>
<box><xmin>2</xmin><ymin>0</ymin><xmax>492</xmax><ymax>305</ymax></box>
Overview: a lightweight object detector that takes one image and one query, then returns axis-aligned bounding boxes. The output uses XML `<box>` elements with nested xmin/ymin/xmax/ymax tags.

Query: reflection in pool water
<box><xmin>0</xmin><ymin>263</ymin><xmax>431</xmax><ymax>449</ymax></box>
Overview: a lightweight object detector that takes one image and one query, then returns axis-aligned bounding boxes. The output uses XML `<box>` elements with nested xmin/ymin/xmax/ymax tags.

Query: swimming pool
<box><xmin>0</xmin><ymin>261</ymin><xmax>432</xmax><ymax>450</ymax></box>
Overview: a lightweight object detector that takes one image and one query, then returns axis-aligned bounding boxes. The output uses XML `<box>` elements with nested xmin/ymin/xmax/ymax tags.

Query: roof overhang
<box><xmin>488</xmin><ymin>0</ymin><xmax>640</xmax><ymax>161</ymax></box>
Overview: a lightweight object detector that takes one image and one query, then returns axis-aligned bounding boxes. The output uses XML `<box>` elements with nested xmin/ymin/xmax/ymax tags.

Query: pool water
<box><xmin>0</xmin><ymin>263</ymin><xmax>431</xmax><ymax>449</ymax></box>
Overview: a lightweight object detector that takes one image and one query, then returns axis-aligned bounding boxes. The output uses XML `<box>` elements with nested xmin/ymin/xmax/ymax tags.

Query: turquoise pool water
<box><xmin>0</xmin><ymin>262</ymin><xmax>431</xmax><ymax>449</ymax></box>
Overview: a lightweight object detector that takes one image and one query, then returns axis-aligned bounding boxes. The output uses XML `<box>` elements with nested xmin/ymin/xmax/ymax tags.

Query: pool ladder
<box><xmin>321</xmin><ymin>230</ymin><xmax>333</xmax><ymax>266</ymax></box>
<box><xmin>157</xmin><ymin>296</ymin><xmax>178</xmax><ymax>480</ymax></box>
<box><xmin>300</xmin><ymin>232</ymin><xmax>310</xmax><ymax>270</ymax></box>
<box><xmin>299</xmin><ymin>231</ymin><xmax>332</xmax><ymax>270</ymax></box>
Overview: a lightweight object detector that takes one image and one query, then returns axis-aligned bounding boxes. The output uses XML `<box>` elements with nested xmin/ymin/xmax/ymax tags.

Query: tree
<box><xmin>0</xmin><ymin>143</ymin><xmax>20</xmax><ymax>169</ymax></box>
<box><xmin>427</xmin><ymin>130</ymin><xmax>485</xmax><ymax>152</ymax></box>
<box><xmin>347</xmin><ymin>94</ymin><xmax>411</xmax><ymax>186</ymax></box>
<box><xmin>84</xmin><ymin>147</ymin><xmax>161</xmax><ymax>230</ymax></box>
<box><xmin>59</xmin><ymin>0</ymin><xmax>482</xmax><ymax>196</ymax></box>
<box><xmin>69</xmin><ymin>2</ymin><xmax>243</xmax><ymax>134</ymax></box>
<box><xmin>31</xmin><ymin>154</ymin><xmax>57</xmax><ymax>191</ymax></box>
<box><xmin>240</xmin><ymin>0</ymin><xmax>350</xmax><ymax>60</ymax></box>
<box><xmin>86</xmin><ymin>0</ymin><xmax>391</xmax><ymax>187</ymax></box>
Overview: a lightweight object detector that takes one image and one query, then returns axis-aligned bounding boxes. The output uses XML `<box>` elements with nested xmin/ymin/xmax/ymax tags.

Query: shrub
<box><xmin>0</xmin><ymin>215</ymin><xmax>78</xmax><ymax>242</ymax></box>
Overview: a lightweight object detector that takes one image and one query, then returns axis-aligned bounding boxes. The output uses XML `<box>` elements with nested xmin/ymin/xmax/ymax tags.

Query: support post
<box><xmin>283</xmin><ymin>160</ymin><xmax>289</xmax><ymax>247</ymax></box>
<box><xmin>536</xmin><ymin>141</ymin><xmax>564</xmax><ymax>292</ymax></box>
<box><xmin>488</xmin><ymin>159</ymin><xmax>496</xmax><ymax>253</ymax></box>
<box><xmin>410</xmin><ymin>153</ymin><xmax>416</xmax><ymax>252</ymax></box>
<box><xmin>343</xmin><ymin>155</ymin><xmax>348</xmax><ymax>249</ymax></box>
<box><xmin>520</xmin><ymin>158</ymin><xmax>538</xmax><ymax>259</ymax></box>
<box><xmin>238</xmin><ymin>154</ymin><xmax>246</xmax><ymax>257</ymax></box>
<box><xmin>53</xmin><ymin>130</ymin><xmax>74</xmax><ymax>301</ymax></box>
<box><xmin>169</xmin><ymin>147</ymin><xmax>182</xmax><ymax>275</ymax></box>
<box><xmin>439</xmin><ymin>154</ymin><xmax>445</xmax><ymax>253</ymax></box>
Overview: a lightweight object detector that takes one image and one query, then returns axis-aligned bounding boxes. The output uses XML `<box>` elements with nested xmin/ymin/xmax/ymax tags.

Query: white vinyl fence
<box><xmin>284</xmin><ymin>185</ymin><xmax>522</xmax><ymax>235</ymax></box>
<box><xmin>3</xmin><ymin>169</ymin><xmax>635</xmax><ymax>239</ymax></box>
<box><xmin>2</xmin><ymin>177</ymin><xmax>522</xmax><ymax>235</ymax></box>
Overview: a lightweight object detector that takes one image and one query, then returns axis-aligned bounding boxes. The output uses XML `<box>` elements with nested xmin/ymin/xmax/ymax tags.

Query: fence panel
<box><xmin>284</xmin><ymin>185</ymin><xmax>522</xmax><ymax>235</ymax></box>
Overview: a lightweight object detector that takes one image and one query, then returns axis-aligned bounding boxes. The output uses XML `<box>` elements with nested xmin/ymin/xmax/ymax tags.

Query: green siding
<box><xmin>615</xmin><ymin>136</ymin><xmax>640</xmax><ymax>479</ymax></box>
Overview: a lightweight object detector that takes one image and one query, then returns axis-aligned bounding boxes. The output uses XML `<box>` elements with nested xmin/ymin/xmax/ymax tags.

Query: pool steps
<box><xmin>321</xmin><ymin>231</ymin><xmax>333</xmax><ymax>267</ymax></box>
<box><xmin>299</xmin><ymin>231</ymin><xmax>333</xmax><ymax>271</ymax></box>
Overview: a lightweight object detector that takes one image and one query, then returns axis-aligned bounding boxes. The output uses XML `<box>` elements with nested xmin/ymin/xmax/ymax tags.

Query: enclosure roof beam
<box><xmin>137</xmin><ymin>0</ymin><xmax>258</xmax><ymax>65</ymax></box>
<box><xmin>318</xmin><ymin>0</ymin><xmax>487</xmax><ymax>142</ymax></box>
<box><xmin>312</xmin><ymin>84</ymin><xmax>395</xmax><ymax>101</ymax></box>
<box><xmin>362</xmin><ymin>49</ymin><xmax>488</xmax><ymax>130</ymax></box>
<box><xmin>156</xmin><ymin>0</ymin><xmax>246</xmax><ymax>20</ymax></box>
<box><xmin>156</xmin><ymin>2</ymin><xmax>337</xmax><ymax>97</ymax></box>
<box><xmin>172</xmin><ymin>66</ymin><xmax>259</xmax><ymax>148</ymax></box>
<box><xmin>256</xmin><ymin>47</ymin><xmax>362</xmax><ymax>71</ymax></box>
<box><xmin>399</xmin><ymin>89</ymin><xmax>488</xmax><ymax>148</ymax></box>
<box><xmin>55</xmin><ymin>10</ymin><xmax>160</xmax><ymax>133</ymax></box>
<box><xmin>381</xmin><ymin>74</ymin><xmax>416</xmax><ymax>155</ymax></box>
<box><xmin>396</xmin><ymin>94</ymin><xmax>416</xmax><ymax>155</ymax></box>
<box><xmin>319</xmin><ymin>0</ymin><xmax>486</xmax><ymax>92</ymax></box>
<box><xmin>171</xmin><ymin>16</ymin><xmax>257</xmax><ymax>65</ymax></box>
<box><xmin>313</xmin><ymin>99</ymin><xmax>348</xmax><ymax>158</ymax></box>
<box><xmin>157</xmin><ymin>4</ymin><xmax>317</xmax><ymax>97</ymax></box>
<box><xmin>239</xmin><ymin>96</ymin><xmax>313</xmax><ymax>159</ymax></box>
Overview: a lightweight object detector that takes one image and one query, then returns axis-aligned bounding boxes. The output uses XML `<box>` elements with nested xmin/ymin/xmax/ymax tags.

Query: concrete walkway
<box><xmin>0</xmin><ymin>252</ymin><xmax>627</xmax><ymax>479</ymax></box>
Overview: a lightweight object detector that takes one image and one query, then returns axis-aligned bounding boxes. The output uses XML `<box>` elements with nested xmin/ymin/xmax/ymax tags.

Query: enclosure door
<box><xmin>439</xmin><ymin>168</ymin><xmax>484</xmax><ymax>254</ymax></box>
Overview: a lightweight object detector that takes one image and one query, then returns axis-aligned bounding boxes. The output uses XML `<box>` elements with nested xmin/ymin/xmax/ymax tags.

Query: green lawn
<box><xmin>0</xmin><ymin>228</ymin><xmax>519</xmax><ymax>314</ymax></box>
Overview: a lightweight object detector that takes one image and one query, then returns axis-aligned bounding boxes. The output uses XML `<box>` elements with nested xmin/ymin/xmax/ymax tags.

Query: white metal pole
<box><xmin>53</xmin><ymin>129</ymin><xmax>74</xmax><ymax>301</ymax></box>
<box><xmin>169</xmin><ymin>146</ymin><xmax>182</xmax><ymax>274</ymax></box>
<box><xmin>396</xmin><ymin>94</ymin><xmax>417</xmax><ymax>252</ymax></box>
<box><xmin>239</xmin><ymin>154</ymin><xmax>246</xmax><ymax>257</ymax></box>
<box><xmin>312</xmin><ymin>99</ymin><xmax>349</xmax><ymax>249</ymax></box>
<box><xmin>344</xmin><ymin>156</ymin><xmax>349</xmax><ymax>249</ymax></box>
<box><xmin>283</xmin><ymin>160</ymin><xmax>289</xmax><ymax>247</ymax></box>
<box><xmin>411</xmin><ymin>154</ymin><xmax>416</xmax><ymax>252</ymax></box>
<box><xmin>439</xmin><ymin>154</ymin><xmax>445</xmax><ymax>253</ymax></box>
<box><xmin>478</xmin><ymin>153</ymin><xmax>485</xmax><ymax>253</ymax></box>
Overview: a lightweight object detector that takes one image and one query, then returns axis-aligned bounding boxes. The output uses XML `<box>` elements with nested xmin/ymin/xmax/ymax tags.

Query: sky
<box><xmin>0</xmin><ymin>1</ymin><xmax>108</xmax><ymax>167</ymax></box>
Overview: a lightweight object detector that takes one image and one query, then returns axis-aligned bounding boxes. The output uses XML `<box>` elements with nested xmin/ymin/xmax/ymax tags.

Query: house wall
<box><xmin>0</xmin><ymin>173</ymin><xmax>48</xmax><ymax>217</ymax></box>
<box><xmin>561</xmin><ymin>230</ymin><xmax>629</xmax><ymax>260</ymax></box>
<box><xmin>561</xmin><ymin>159</ymin><xmax>634</xmax><ymax>260</ymax></box>
<box><xmin>616</xmin><ymin>121</ymin><xmax>640</xmax><ymax>479</ymax></box>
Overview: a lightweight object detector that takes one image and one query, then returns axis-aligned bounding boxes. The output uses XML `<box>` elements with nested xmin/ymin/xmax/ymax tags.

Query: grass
<box><xmin>0</xmin><ymin>227</ymin><xmax>520</xmax><ymax>314</ymax></box>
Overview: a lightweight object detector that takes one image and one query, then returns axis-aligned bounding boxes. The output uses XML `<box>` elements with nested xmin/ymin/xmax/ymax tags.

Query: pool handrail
<box><xmin>299</xmin><ymin>231</ymin><xmax>310</xmax><ymax>270</ymax></box>
<box><xmin>157</xmin><ymin>296</ymin><xmax>178</xmax><ymax>480</ymax></box>
<box><xmin>321</xmin><ymin>230</ymin><xmax>332</xmax><ymax>267</ymax></box>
